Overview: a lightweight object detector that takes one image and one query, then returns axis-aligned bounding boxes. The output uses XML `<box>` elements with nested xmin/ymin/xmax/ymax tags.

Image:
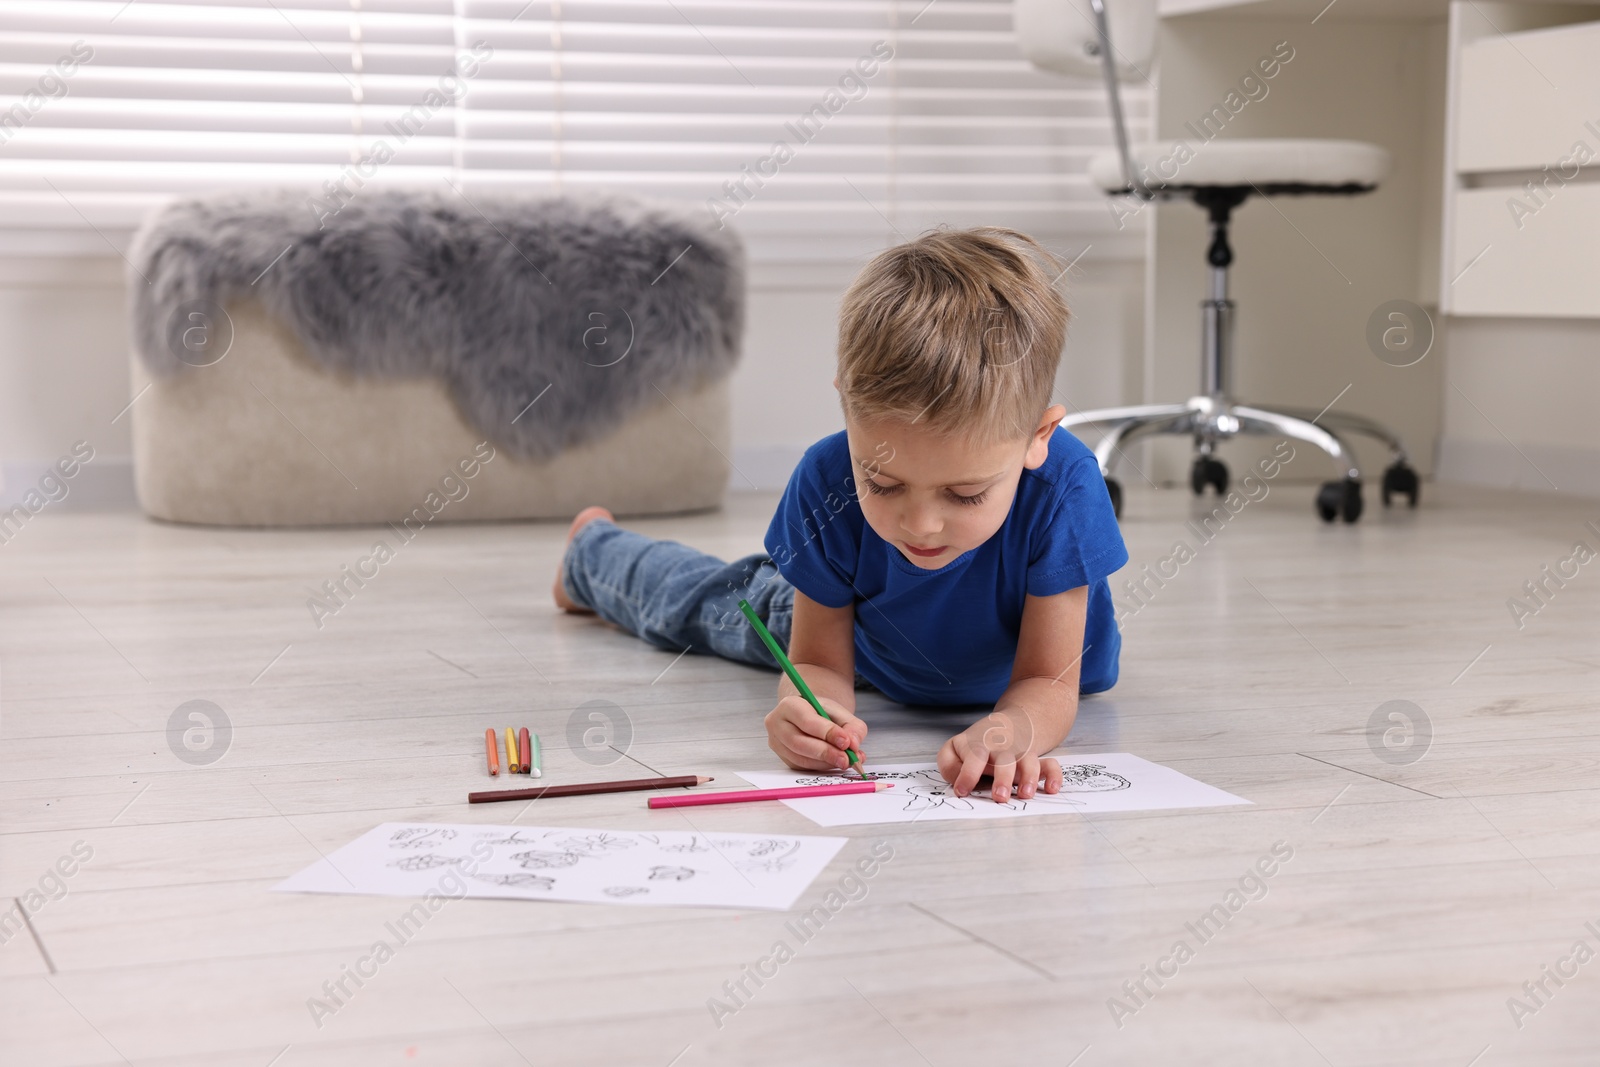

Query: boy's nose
<box><xmin>899</xmin><ymin>503</ymin><xmax>942</xmax><ymax>538</ymax></box>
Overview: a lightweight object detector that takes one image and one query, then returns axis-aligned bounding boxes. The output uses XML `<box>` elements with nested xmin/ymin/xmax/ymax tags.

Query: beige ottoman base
<box><xmin>131</xmin><ymin>301</ymin><xmax>731</xmax><ymax>526</ymax></box>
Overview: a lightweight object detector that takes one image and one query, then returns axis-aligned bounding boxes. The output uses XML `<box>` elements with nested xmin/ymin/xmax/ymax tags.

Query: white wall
<box><xmin>1144</xmin><ymin>16</ymin><xmax>1448</xmax><ymax>487</ymax></box>
<box><xmin>5</xmin><ymin>12</ymin><xmax>1592</xmax><ymax>515</ymax></box>
<box><xmin>0</xmin><ymin>249</ymin><xmax>1147</xmax><ymax>506</ymax></box>
<box><xmin>738</xmin><ymin>255</ymin><xmax>1146</xmax><ymax>489</ymax></box>
<box><xmin>0</xmin><ymin>257</ymin><xmax>136</xmax><ymax>509</ymax></box>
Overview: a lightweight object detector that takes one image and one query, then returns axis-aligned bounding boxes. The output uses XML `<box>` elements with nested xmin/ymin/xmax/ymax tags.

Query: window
<box><xmin>0</xmin><ymin>0</ymin><xmax>1149</xmax><ymax>261</ymax></box>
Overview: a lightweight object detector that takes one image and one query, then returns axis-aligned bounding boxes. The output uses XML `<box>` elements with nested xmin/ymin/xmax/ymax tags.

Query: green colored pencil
<box><xmin>737</xmin><ymin>599</ymin><xmax>867</xmax><ymax>777</ymax></box>
<box><xmin>530</xmin><ymin>732</ymin><xmax>543</xmax><ymax>778</ymax></box>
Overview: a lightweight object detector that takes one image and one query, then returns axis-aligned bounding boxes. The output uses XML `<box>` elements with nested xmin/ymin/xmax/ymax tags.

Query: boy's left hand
<box><xmin>936</xmin><ymin>712</ymin><xmax>1063</xmax><ymax>804</ymax></box>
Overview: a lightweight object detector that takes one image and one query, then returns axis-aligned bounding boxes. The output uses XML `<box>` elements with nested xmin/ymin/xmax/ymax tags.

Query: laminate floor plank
<box><xmin>3</xmin><ymin>483</ymin><xmax>1599</xmax><ymax>1063</ymax></box>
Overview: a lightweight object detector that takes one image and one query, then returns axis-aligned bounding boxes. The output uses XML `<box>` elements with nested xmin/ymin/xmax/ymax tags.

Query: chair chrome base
<box><xmin>1063</xmin><ymin>186</ymin><xmax>1420</xmax><ymax>524</ymax></box>
<box><xmin>1064</xmin><ymin>395</ymin><xmax>1360</xmax><ymax>480</ymax></box>
<box><xmin>1063</xmin><ymin>395</ymin><xmax>1419</xmax><ymax>523</ymax></box>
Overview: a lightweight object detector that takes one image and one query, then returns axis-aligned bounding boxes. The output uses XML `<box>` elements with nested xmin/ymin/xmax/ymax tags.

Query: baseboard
<box><xmin>0</xmin><ymin>450</ymin><xmax>799</xmax><ymax>515</ymax></box>
<box><xmin>1436</xmin><ymin>437</ymin><xmax>1600</xmax><ymax>498</ymax></box>
<box><xmin>28</xmin><ymin>443</ymin><xmax>1593</xmax><ymax>512</ymax></box>
<box><xmin>28</xmin><ymin>436</ymin><xmax>1474</xmax><ymax>510</ymax></box>
<box><xmin>0</xmin><ymin>456</ymin><xmax>138</xmax><ymax>512</ymax></box>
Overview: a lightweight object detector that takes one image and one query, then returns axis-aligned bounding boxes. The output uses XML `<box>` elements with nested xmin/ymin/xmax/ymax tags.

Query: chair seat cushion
<box><xmin>1089</xmin><ymin>139</ymin><xmax>1391</xmax><ymax>194</ymax></box>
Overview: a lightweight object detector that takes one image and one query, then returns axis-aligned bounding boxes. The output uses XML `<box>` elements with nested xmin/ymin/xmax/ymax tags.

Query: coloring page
<box><xmin>274</xmin><ymin>823</ymin><xmax>847</xmax><ymax>910</ymax></box>
<box><xmin>737</xmin><ymin>754</ymin><xmax>1250</xmax><ymax>827</ymax></box>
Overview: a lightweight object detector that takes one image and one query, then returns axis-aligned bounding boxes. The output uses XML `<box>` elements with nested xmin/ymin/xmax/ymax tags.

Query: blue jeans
<box><xmin>561</xmin><ymin>519</ymin><xmax>799</xmax><ymax>672</ymax></box>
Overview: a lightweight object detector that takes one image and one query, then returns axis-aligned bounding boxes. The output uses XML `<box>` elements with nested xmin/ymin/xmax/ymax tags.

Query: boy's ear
<box><xmin>1024</xmin><ymin>405</ymin><xmax>1066</xmax><ymax>469</ymax></box>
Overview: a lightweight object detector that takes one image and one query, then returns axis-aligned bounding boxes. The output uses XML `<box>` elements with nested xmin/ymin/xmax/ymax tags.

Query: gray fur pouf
<box><xmin>128</xmin><ymin>189</ymin><xmax>745</xmax><ymax>460</ymax></box>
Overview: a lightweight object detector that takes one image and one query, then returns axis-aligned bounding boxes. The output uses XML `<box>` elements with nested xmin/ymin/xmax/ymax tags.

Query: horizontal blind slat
<box><xmin>0</xmin><ymin>0</ymin><xmax>1146</xmax><ymax>252</ymax></box>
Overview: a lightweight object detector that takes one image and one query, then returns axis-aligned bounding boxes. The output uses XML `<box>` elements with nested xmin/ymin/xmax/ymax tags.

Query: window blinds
<box><xmin>0</xmin><ymin>0</ymin><xmax>1150</xmax><ymax>259</ymax></box>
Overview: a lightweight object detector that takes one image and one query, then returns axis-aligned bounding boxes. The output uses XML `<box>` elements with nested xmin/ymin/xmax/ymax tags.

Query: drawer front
<box><xmin>1457</xmin><ymin>22</ymin><xmax>1600</xmax><ymax>173</ymax></box>
<box><xmin>1450</xmin><ymin>185</ymin><xmax>1600</xmax><ymax>317</ymax></box>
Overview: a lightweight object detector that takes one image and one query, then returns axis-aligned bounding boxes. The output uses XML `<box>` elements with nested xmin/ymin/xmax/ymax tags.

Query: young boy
<box><xmin>553</xmin><ymin>227</ymin><xmax>1127</xmax><ymax>803</ymax></box>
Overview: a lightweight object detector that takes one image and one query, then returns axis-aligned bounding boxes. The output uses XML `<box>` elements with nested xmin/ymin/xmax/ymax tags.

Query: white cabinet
<box><xmin>1442</xmin><ymin>3</ymin><xmax>1600</xmax><ymax>316</ymax></box>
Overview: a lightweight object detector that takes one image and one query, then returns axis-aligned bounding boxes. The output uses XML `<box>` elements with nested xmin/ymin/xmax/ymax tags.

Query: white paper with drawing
<box><xmin>737</xmin><ymin>753</ymin><xmax>1250</xmax><ymax>827</ymax></box>
<box><xmin>274</xmin><ymin>823</ymin><xmax>847</xmax><ymax>910</ymax></box>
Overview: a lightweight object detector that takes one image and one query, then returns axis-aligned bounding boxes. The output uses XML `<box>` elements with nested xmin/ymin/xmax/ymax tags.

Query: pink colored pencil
<box><xmin>647</xmin><ymin>781</ymin><xmax>890</xmax><ymax>809</ymax></box>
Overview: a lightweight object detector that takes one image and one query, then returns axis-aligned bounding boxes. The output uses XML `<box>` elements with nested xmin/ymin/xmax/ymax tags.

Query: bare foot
<box><xmin>553</xmin><ymin>506</ymin><xmax>614</xmax><ymax>613</ymax></box>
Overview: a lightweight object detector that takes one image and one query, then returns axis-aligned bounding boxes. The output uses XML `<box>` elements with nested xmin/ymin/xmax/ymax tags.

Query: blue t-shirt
<box><xmin>763</xmin><ymin>426</ymin><xmax>1127</xmax><ymax>706</ymax></box>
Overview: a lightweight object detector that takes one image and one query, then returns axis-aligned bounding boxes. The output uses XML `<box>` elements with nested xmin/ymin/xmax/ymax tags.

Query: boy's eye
<box><xmin>861</xmin><ymin>478</ymin><xmax>988</xmax><ymax>506</ymax></box>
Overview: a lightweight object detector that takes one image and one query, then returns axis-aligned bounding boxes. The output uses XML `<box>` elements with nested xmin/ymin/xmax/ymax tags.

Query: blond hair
<box><xmin>836</xmin><ymin>227</ymin><xmax>1069</xmax><ymax>445</ymax></box>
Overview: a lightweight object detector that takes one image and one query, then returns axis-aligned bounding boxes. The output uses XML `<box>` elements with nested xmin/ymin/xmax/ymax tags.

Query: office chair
<box><xmin>1015</xmin><ymin>0</ymin><xmax>1420</xmax><ymax>522</ymax></box>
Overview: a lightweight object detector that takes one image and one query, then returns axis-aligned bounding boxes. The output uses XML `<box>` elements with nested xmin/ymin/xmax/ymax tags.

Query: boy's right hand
<box><xmin>764</xmin><ymin>695</ymin><xmax>867</xmax><ymax>772</ymax></box>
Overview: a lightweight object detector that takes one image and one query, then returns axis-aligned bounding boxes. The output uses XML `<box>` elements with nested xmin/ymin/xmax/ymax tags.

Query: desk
<box><xmin>1131</xmin><ymin>0</ymin><xmax>1600</xmax><ymax>490</ymax></box>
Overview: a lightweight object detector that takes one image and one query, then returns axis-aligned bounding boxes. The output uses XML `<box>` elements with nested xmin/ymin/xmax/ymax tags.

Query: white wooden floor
<box><xmin>4</xmin><ymin>481</ymin><xmax>1600</xmax><ymax>1066</ymax></box>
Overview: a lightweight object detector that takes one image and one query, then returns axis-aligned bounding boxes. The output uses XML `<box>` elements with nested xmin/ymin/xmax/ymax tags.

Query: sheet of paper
<box><xmin>738</xmin><ymin>754</ymin><xmax>1250</xmax><ymax>827</ymax></box>
<box><xmin>274</xmin><ymin>823</ymin><xmax>847</xmax><ymax>911</ymax></box>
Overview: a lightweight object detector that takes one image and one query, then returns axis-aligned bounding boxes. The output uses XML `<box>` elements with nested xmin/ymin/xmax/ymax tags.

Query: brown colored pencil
<box><xmin>484</xmin><ymin>728</ymin><xmax>499</xmax><ymax>776</ymax></box>
<box><xmin>518</xmin><ymin>728</ymin><xmax>532</xmax><ymax>775</ymax></box>
<box><xmin>468</xmin><ymin>774</ymin><xmax>712</xmax><ymax>804</ymax></box>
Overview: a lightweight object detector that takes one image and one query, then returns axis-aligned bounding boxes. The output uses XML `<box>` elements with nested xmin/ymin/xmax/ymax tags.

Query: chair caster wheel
<box><xmin>1381</xmin><ymin>462</ymin><xmax>1420</xmax><ymax>508</ymax></box>
<box><xmin>1104</xmin><ymin>476</ymin><xmax>1123</xmax><ymax>519</ymax></box>
<box><xmin>1316</xmin><ymin>478</ymin><xmax>1363</xmax><ymax>524</ymax></box>
<box><xmin>1190</xmin><ymin>456</ymin><xmax>1228</xmax><ymax>496</ymax></box>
